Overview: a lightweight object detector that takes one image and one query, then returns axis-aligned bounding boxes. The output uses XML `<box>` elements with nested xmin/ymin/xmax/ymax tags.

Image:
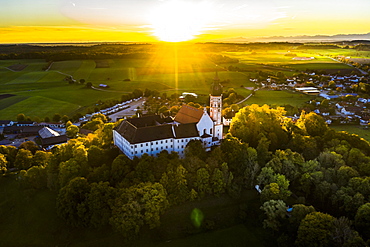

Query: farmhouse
<box><xmin>113</xmin><ymin>77</ymin><xmax>223</xmax><ymax>159</ymax></box>
<box><xmin>38</xmin><ymin>127</ymin><xmax>67</xmax><ymax>149</ymax></box>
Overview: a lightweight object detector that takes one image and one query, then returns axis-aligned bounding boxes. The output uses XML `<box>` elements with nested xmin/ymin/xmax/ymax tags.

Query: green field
<box><xmin>331</xmin><ymin>125</ymin><xmax>370</xmax><ymax>142</ymax></box>
<box><xmin>245</xmin><ymin>89</ymin><xmax>313</xmax><ymax>107</ymax></box>
<box><xmin>0</xmin><ymin>58</ymin><xmax>253</xmax><ymax>120</ymax></box>
<box><xmin>223</xmin><ymin>49</ymin><xmax>358</xmax><ymax>74</ymax></box>
<box><xmin>0</xmin><ymin>46</ymin><xmax>365</xmax><ymax>120</ymax></box>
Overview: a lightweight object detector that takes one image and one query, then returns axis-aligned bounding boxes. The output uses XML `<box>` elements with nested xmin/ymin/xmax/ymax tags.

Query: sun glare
<box><xmin>149</xmin><ymin>1</ymin><xmax>214</xmax><ymax>42</ymax></box>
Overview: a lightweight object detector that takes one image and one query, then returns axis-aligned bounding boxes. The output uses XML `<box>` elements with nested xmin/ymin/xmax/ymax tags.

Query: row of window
<box><xmin>132</xmin><ymin>138</ymin><xmax>197</xmax><ymax>149</ymax></box>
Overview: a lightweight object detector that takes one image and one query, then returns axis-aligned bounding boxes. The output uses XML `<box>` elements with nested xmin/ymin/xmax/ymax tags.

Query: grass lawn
<box><xmin>330</xmin><ymin>125</ymin><xmax>370</xmax><ymax>142</ymax></box>
<box><xmin>245</xmin><ymin>89</ymin><xmax>313</xmax><ymax>107</ymax></box>
<box><xmin>0</xmin><ymin>95</ymin><xmax>80</xmax><ymax>119</ymax></box>
<box><xmin>149</xmin><ymin>224</ymin><xmax>264</xmax><ymax>247</ymax></box>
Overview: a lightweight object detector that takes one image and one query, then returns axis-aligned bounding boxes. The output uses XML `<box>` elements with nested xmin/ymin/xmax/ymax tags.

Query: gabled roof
<box><xmin>174</xmin><ymin>105</ymin><xmax>203</xmax><ymax>124</ymax></box>
<box><xmin>39</xmin><ymin>127</ymin><xmax>60</xmax><ymax>139</ymax></box>
<box><xmin>173</xmin><ymin>123</ymin><xmax>199</xmax><ymax>139</ymax></box>
<box><xmin>115</xmin><ymin>121</ymin><xmax>174</xmax><ymax>144</ymax></box>
<box><xmin>115</xmin><ymin>118</ymin><xmax>200</xmax><ymax>144</ymax></box>
<box><xmin>127</xmin><ymin>115</ymin><xmax>173</xmax><ymax>128</ymax></box>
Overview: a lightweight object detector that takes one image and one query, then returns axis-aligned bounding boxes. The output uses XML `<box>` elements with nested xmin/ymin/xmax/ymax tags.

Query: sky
<box><xmin>1</xmin><ymin>0</ymin><xmax>370</xmax><ymax>43</ymax></box>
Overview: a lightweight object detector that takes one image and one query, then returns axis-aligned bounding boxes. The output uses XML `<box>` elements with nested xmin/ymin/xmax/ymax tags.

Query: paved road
<box><xmin>328</xmin><ymin>57</ymin><xmax>368</xmax><ymax>75</ymax></box>
<box><xmin>108</xmin><ymin>97</ymin><xmax>147</xmax><ymax>122</ymax></box>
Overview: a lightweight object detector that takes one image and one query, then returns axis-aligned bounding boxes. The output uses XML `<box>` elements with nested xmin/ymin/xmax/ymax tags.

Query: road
<box><xmin>108</xmin><ymin>97</ymin><xmax>147</xmax><ymax>122</ymax></box>
<box><xmin>328</xmin><ymin>57</ymin><xmax>368</xmax><ymax>75</ymax></box>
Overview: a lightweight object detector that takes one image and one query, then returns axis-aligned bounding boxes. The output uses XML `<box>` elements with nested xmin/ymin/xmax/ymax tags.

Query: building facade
<box><xmin>113</xmin><ymin>78</ymin><xmax>223</xmax><ymax>159</ymax></box>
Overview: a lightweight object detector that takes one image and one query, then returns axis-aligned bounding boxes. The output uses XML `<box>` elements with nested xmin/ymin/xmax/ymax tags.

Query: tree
<box><xmin>185</xmin><ymin>140</ymin><xmax>206</xmax><ymax>161</ymax></box>
<box><xmin>211</xmin><ymin>168</ymin><xmax>226</xmax><ymax>196</ymax></box>
<box><xmin>331</xmin><ymin>217</ymin><xmax>365</xmax><ymax>247</ymax></box>
<box><xmin>288</xmin><ymin>204</ymin><xmax>316</xmax><ymax>231</ymax></box>
<box><xmin>260</xmin><ymin>199</ymin><xmax>287</xmax><ymax>231</ymax></box>
<box><xmin>66</xmin><ymin>124</ymin><xmax>79</xmax><ymax>138</ymax></box>
<box><xmin>14</xmin><ymin>149</ymin><xmax>33</xmax><ymax>170</ymax></box>
<box><xmin>87</xmin><ymin>181</ymin><xmax>116</xmax><ymax>228</ymax></box>
<box><xmin>52</xmin><ymin>113</ymin><xmax>61</xmax><ymax>123</ymax></box>
<box><xmin>61</xmin><ymin>115</ymin><xmax>69</xmax><ymax>123</ymax></box>
<box><xmin>110</xmin><ymin>182</ymin><xmax>169</xmax><ymax>237</ymax></box>
<box><xmin>296</xmin><ymin>212</ymin><xmax>335</xmax><ymax>247</ymax></box>
<box><xmin>17</xmin><ymin>113</ymin><xmax>26</xmax><ymax>122</ymax></box>
<box><xmin>110</xmin><ymin>154</ymin><xmax>132</xmax><ymax>186</ymax></box>
<box><xmin>18</xmin><ymin>141</ymin><xmax>39</xmax><ymax>154</ymax></box>
<box><xmin>230</xmin><ymin>104</ymin><xmax>288</xmax><ymax>150</ymax></box>
<box><xmin>297</xmin><ymin>112</ymin><xmax>329</xmax><ymax>137</ymax></box>
<box><xmin>86</xmin><ymin>82</ymin><xmax>92</xmax><ymax>88</ymax></box>
<box><xmin>132</xmin><ymin>89</ymin><xmax>143</xmax><ymax>98</ymax></box>
<box><xmin>56</xmin><ymin>177</ymin><xmax>91</xmax><ymax>227</ymax></box>
<box><xmin>0</xmin><ymin>154</ymin><xmax>7</xmax><ymax>174</ymax></box>
<box><xmin>160</xmin><ymin>165</ymin><xmax>189</xmax><ymax>205</ymax></box>
<box><xmin>355</xmin><ymin>203</ymin><xmax>370</xmax><ymax>239</ymax></box>
<box><xmin>195</xmin><ymin>168</ymin><xmax>210</xmax><ymax>198</ymax></box>
<box><xmin>59</xmin><ymin>159</ymin><xmax>83</xmax><ymax>187</ymax></box>
<box><xmin>32</xmin><ymin>150</ymin><xmax>51</xmax><ymax>167</ymax></box>
<box><xmin>23</xmin><ymin>165</ymin><xmax>47</xmax><ymax>189</ymax></box>
<box><xmin>79</xmin><ymin>79</ymin><xmax>85</xmax><ymax>84</ymax></box>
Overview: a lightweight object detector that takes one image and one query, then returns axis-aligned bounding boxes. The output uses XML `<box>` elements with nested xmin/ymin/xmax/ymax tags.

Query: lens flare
<box><xmin>149</xmin><ymin>1</ymin><xmax>214</xmax><ymax>42</ymax></box>
<box><xmin>191</xmin><ymin>208</ymin><xmax>204</xmax><ymax>228</ymax></box>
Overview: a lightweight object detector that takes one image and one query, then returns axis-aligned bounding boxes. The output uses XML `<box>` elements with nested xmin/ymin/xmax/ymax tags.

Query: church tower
<box><xmin>210</xmin><ymin>71</ymin><xmax>223</xmax><ymax>141</ymax></box>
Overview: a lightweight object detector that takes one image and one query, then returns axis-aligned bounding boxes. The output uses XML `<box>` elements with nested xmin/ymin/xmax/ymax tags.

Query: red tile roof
<box><xmin>174</xmin><ymin>105</ymin><xmax>203</xmax><ymax>124</ymax></box>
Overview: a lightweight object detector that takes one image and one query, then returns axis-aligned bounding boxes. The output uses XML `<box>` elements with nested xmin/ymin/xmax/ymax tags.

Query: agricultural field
<box><xmin>0</xmin><ymin>45</ymin><xmax>365</xmax><ymax>120</ymax></box>
<box><xmin>0</xmin><ymin>56</ymin><xmax>251</xmax><ymax>120</ymax></box>
<box><xmin>222</xmin><ymin>49</ymin><xmax>361</xmax><ymax>74</ymax></box>
<box><xmin>331</xmin><ymin>125</ymin><xmax>370</xmax><ymax>142</ymax></box>
<box><xmin>244</xmin><ymin>89</ymin><xmax>313</xmax><ymax>107</ymax></box>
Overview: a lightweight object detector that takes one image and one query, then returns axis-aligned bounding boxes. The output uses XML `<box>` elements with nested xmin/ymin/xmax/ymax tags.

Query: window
<box><xmin>156</xmin><ymin>147</ymin><xmax>158</xmax><ymax>150</ymax></box>
<box><xmin>210</xmin><ymin>129</ymin><xmax>212</xmax><ymax>134</ymax></box>
<box><xmin>165</xmin><ymin>140</ymin><xmax>167</xmax><ymax>143</ymax></box>
<box><xmin>156</xmin><ymin>141</ymin><xmax>158</xmax><ymax>145</ymax></box>
<box><xmin>146</xmin><ymin>143</ymin><xmax>148</xmax><ymax>146</ymax></box>
<box><xmin>161</xmin><ymin>141</ymin><xmax>163</xmax><ymax>144</ymax></box>
<box><xmin>166</xmin><ymin>146</ymin><xmax>168</xmax><ymax>149</ymax></box>
<box><xmin>141</xmin><ymin>144</ymin><xmax>143</xmax><ymax>147</ymax></box>
<box><xmin>146</xmin><ymin>149</ymin><xmax>148</xmax><ymax>152</ymax></box>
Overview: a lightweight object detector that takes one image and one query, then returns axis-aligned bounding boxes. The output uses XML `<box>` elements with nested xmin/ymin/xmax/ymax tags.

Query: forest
<box><xmin>1</xmin><ymin>104</ymin><xmax>370</xmax><ymax>246</ymax></box>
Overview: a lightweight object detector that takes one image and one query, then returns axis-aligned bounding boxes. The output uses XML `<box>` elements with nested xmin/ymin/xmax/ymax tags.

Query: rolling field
<box><xmin>0</xmin><ymin>47</ymin><xmax>363</xmax><ymax>120</ymax></box>
<box><xmin>331</xmin><ymin>125</ymin><xmax>370</xmax><ymax>142</ymax></box>
<box><xmin>223</xmin><ymin>50</ymin><xmax>358</xmax><ymax>74</ymax></box>
<box><xmin>245</xmin><ymin>89</ymin><xmax>313</xmax><ymax>107</ymax></box>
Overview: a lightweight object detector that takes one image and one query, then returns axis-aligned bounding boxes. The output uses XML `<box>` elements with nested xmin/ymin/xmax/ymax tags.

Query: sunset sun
<box><xmin>149</xmin><ymin>1</ymin><xmax>214</xmax><ymax>42</ymax></box>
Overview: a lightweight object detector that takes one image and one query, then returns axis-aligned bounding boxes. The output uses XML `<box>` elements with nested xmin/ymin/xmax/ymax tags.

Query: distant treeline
<box><xmin>0</xmin><ymin>43</ymin><xmax>153</xmax><ymax>61</ymax></box>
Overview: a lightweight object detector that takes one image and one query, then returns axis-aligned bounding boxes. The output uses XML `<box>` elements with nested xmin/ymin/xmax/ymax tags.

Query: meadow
<box><xmin>0</xmin><ymin>56</ymin><xmax>253</xmax><ymax>120</ymax></box>
<box><xmin>0</xmin><ymin>45</ymin><xmax>366</xmax><ymax>120</ymax></box>
<box><xmin>331</xmin><ymin>125</ymin><xmax>370</xmax><ymax>142</ymax></box>
<box><xmin>222</xmin><ymin>48</ymin><xmax>363</xmax><ymax>74</ymax></box>
<box><xmin>245</xmin><ymin>89</ymin><xmax>313</xmax><ymax>107</ymax></box>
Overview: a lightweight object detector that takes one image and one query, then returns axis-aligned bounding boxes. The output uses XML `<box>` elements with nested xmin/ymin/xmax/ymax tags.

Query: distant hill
<box><xmin>219</xmin><ymin>33</ymin><xmax>370</xmax><ymax>43</ymax></box>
